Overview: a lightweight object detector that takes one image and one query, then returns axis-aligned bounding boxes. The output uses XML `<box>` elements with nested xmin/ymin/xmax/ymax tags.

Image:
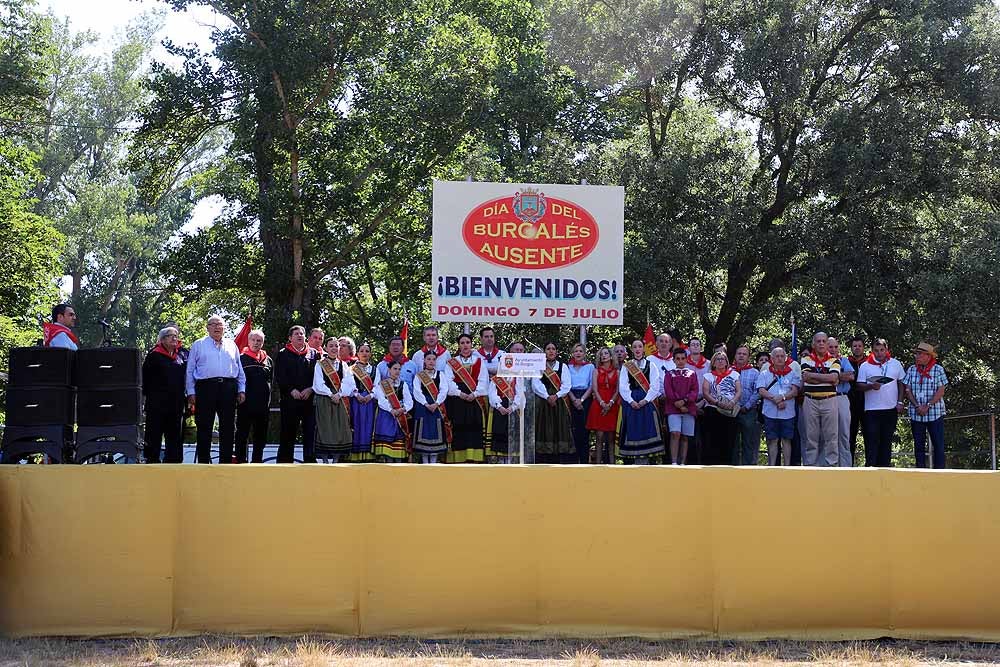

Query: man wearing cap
<box><xmin>901</xmin><ymin>342</ymin><xmax>949</xmax><ymax>468</ymax></box>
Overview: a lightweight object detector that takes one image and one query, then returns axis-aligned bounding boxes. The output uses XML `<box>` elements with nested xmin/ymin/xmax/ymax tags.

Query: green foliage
<box><xmin>0</xmin><ymin>0</ymin><xmax>63</xmax><ymax>372</ymax></box>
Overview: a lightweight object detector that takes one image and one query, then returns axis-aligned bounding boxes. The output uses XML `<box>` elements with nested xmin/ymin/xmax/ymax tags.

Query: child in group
<box><xmin>661</xmin><ymin>347</ymin><xmax>698</xmax><ymax>464</ymax></box>
<box><xmin>412</xmin><ymin>351</ymin><xmax>451</xmax><ymax>463</ymax></box>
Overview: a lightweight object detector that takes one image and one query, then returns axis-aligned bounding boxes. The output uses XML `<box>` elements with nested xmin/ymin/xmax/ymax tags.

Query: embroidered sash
<box><xmin>352</xmin><ymin>363</ymin><xmax>375</xmax><ymax>393</ymax></box>
<box><xmin>624</xmin><ymin>360</ymin><xmax>651</xmax><ymax>393</ymax></box>
<box><xmin>418</xmin><ymin>370</ymin><xmax>453</xmax><ymax>443</ymax></box>
<box><xmin>542</xmin><ymin>364</ymin><xmax>572</xmax><ymax>410</ymax></box>
<box><xmin>493</xmin><ymin>375</ymin><xmax>515</xmax><ymax>402</ymax></box>
<box><xmin>380</xmin><ymin>379</ymin><xmax>411</xmax><ymax>444</ymax></box>
<box><xmin>448</xmin><ymin>356</ymin><xmax>487</xmax><ymax>415</ymax></box>
<box><xmin>320</xmin><ymin>358</ymin><xmax>350</xmax><ymax>419</ymax></box>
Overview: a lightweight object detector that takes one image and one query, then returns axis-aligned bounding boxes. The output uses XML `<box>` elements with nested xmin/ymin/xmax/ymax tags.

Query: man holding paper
<box><xmin>855</xmin><ymin>338</ymin><xmax>907</xmax><ymax>467</ymax></box>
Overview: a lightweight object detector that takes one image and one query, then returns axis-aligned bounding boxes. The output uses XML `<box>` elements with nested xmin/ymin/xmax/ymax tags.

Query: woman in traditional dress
<box><xmin>348</xmin><ymin>342</ymin><xmax>378</xmax><ymax>461</ymax></box>
<box><xmin>618</xmin><ymin>339</ymin><xmax>664</xmax><ymax>464</ymax></box>
<box><xmin>444</xmin><ymin>333</ymin><xmax>489</xmax><ymax>463</ymax></box>
<box><xmin>412</xmin><ymin>350</ymin><xmax>452</xmax><ymax>463</ymax></box>
<box><xmin>567</xmin><ymin>343</ymin><xmax>595</xmax><ymax>463</ymax></box>
<box><xmin>373</xmin><ymin>359</ymin><xmax>413</xmax><ymax>462</ymax></box>
<box><xmin>531</xmin><ymin>341</ymin><xmax>574</xmax><ymax>464</ymax></box>
<box><xmin>586</xmin><ymin>346</ymin><xmax>620</xmax><ymax>464</ymax></box>
<box><xmin>312</xmin><ymin>337</ymin><xmax>356</xmax><ymax>462</ymax></box>
<box><xmin>701</xmin><ymin>350</ymin><xmax>742</xmax><ymax>465</ymax></box>
<box><xmin>488</xmin><ymin>341</ymin><xmax>526</xmax><ymax>464</ymax></box>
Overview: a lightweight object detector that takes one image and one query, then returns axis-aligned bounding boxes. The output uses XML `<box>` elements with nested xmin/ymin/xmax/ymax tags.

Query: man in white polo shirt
<box><xmin>855</xmin><ymin>338</ymin><xmax>906</xmax><ymax>467</ymax></box>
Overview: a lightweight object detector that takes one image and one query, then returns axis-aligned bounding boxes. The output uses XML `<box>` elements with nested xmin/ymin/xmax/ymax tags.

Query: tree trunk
<box><xmin>255</xmin><ymin>83</ymin><xmax>294</xmax><ymax>342</ymax></box>
<box><xmin>289</xmin><ymin>130</ymin><xmax>305</xmax><ymax>313</ymax></box>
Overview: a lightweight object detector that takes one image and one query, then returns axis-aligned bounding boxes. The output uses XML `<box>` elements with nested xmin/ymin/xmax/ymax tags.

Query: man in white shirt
<box><xmin>410</xmin><ymin>325</ymin><xmax>451</xmax><ymax>372</ymax></box>
<box><xmin>475</xmin><ymin>326</ymin><xmax>504</xmax><ymax>376</ymax></box>
<box><xmin>185</xmin><ymin>315</ymin><xmax>246</xmax><ymax>463</ymax></box>
<box><xmin>855</xmin><ymin>337</ymin><xmax>906</xmax><ymax>467</ymax></box>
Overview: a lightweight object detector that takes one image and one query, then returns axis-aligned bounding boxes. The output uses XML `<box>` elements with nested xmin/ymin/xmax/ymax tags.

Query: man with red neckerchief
<box><xmin>855</xmin><ymin>337</ymin><xmax>906</xmax><ymax>467</ymax></box>
<box><xmin>685</xmin><ymin>336</ymin><xmax>710</xmax><ymax>464</ymax></box>
<box><xmin>474</xmin><ymin>326</ymin><xmax>504</xmax><ymax>376</ymax></box>
<box><xmin>275</xmin><ymin>325</ymin><xmax>319</xmax><ymax>463</ymax></box>
<box><xmin>647</xmin><ymin>332</ymin><xmax>676</xmax><ymax>457</ymax></box>
<box><xmin>43</xmin><ymin>303</ymin><xmax>79</xmax><ymax>350</ymax></box>
<box><xmin>376</xmin><ymin>335</ymin><xmax>416</xmax><ymax>385</ymax></box>
<box><xmin>846</xmin><ymin>336</ymin><xmax>868</xmax><ymax>464</ymax></box>
<box><xmin>410</xmin><ymin>325</ymin><xmax>451</xmax><ymax>373</ymax></box>
<box><xmin>799</xmin><ymin>331</ymin><xmax>842</xmax><ymax>466</ymax></box>
<box><xmin>732</xmin><ymin>344</ymin><xmax>761</xmax><ymax>465</ymax></box>
<box><xmin>307</xmin><ymin>328</ymin><xmax>325</xmax><ymax>354</ymax></box>
<box><xmin>141</xmin><ymin>326</ymin><xmax>186</xmax><ymax>463</ymax></box>
<box><xmin>901</xmin><ymin>341</ymin><xmax>949</xmax><ymax>468</ymax></box>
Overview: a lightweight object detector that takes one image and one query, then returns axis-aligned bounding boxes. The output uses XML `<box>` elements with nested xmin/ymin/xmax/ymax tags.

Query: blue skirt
<box><xmin>621</xmin><ymin>387</ymin><xmax>663</xmax><ymax>457</ymax></box>
<box><xmin>349</xmin><ymin>393</ymin><xmax>376</xmax><ymax>454</ymax></box>
<box><xmin>374</xmin><ymin>408</ymin><xmax>404</xmax><ymax>442</ymax></box>
<box><xmin>413</xmin><ymin>403</ymin><xmax>447</xmax><ymax>453</ymax></box>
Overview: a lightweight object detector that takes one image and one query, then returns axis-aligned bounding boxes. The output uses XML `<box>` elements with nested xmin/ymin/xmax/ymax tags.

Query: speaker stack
<box><xmin>2</xmin><ymin>347</ymin><xmax>76</xmax><ymax>463</ymax></box>
<box><xmin>73</xmin><ymin>348</ymin><xmax>142</xmax><ymax>462</ymax></box>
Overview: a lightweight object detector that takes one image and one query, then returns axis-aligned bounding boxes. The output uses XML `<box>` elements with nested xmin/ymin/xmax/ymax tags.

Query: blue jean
<box><xmin>734</xmin><ymin>409</ymin><xmax>761</xmax><ymax>465</ymax></box>
<box><xmin>912</xmin><ymin>417</ymin><xmax>945</xmax><ymax>468</ymax></box>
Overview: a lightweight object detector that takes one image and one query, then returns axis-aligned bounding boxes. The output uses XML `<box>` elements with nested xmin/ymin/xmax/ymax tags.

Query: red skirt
<box><xmin>585</xmin><ymin>383</ymin><xmax>620</xmax><ymax>432</ymax></box>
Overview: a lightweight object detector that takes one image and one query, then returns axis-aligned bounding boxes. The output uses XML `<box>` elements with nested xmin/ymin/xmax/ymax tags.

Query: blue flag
<box><xmin>790</xmin><ymin>316</ymin><xmax>798</xmax><ymax>360</ymax></box>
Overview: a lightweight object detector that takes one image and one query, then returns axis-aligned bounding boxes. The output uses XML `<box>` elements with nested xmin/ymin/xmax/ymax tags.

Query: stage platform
<box><xmin>1</xmin><ymin>465</ymin><xmax>998</xmax><ymax>639</ymax></box>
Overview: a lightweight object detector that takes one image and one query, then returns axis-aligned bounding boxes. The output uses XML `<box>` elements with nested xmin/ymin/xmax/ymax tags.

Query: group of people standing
<box><xmin>132</xmin><ymin>315</ymin><xmax>950</xmax><ymax>468</ymax></box>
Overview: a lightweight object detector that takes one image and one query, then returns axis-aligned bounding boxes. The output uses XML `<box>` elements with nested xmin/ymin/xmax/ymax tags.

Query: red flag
<box><xmin>234</xmin><ymin>315</ymin><xmax>253</xmax><ymax>351</ymax></box>
<box><xmin>400</xmin><ymin>317</ymin><xmax>409</xmax><ymax>356</ymax></box>
<box><xmin>643</xmin><ymin>323</ymin><xmax>656</xmax><ymax>356</ymax></box>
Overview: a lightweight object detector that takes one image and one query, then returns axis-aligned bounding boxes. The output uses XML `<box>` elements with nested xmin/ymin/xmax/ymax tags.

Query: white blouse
<box><xmin>445</xmin><ymin>354</ymin><xmax>489</xmax><ymax>397</ymax></box>
<box><xmin>411</xmin><ymin>370</ymin><xmax>454</xmax><ymax>406</ymax></box>
<box><xmin>374</xmin><ymin>378</ymin><xmax>413</xmax><ymax>412</ymax></box>
<box><xmin>531</xmin><ymin>361</ymin><xmax>572</xmax><ymax>400</ymax></box>
<box><xmin>312</xmin><ymin>358</ymin><xmax>357</xmax><ymax>398</ymax></box>
<box><xmin>618</xmin><ymin>357</ymin><xmax>661</xmax><ymax>403</ymax></box>
<box><xmin>488</xmin><ymin>376</ymin><xmax>526</xmax><ymax>410</ymax></box>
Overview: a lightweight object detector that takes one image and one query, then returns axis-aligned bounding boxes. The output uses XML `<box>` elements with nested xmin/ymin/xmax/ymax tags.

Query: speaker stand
<box><xmin>1</xmin><ymin>425</ymin><xmax>72</xmax><ymax>463</ymax></box>
<box><xmin>74</xmin><ymin>424</ymin><xmax>141</xmax><ymax>463</ymax></box>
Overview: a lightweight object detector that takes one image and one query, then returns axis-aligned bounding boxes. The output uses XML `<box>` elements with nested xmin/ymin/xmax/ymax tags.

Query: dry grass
<box><xmin>1</xmin><ymin>637</ymin><xmax>999</xmax><ymax>667</ymax></box>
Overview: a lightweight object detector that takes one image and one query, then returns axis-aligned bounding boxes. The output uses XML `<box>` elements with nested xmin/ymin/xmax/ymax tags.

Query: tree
<box><xmin>552</xmin><ymin>0</ymin><xmax>1000</xmax><ymax>352</ymax></box>
<box><xmin>135</xmin><ymin>0</ymin><xmax>569</xmax><ymax>339</ymax></box>
<box><xmin>0</xmin><ymin>0</ymin><xmax>63</xmax><ymax>367</ymax></box>
<box><xmin>31</xmin><ymin>16</ymin><xmax>203</xmax><ymax>347</ymax></box>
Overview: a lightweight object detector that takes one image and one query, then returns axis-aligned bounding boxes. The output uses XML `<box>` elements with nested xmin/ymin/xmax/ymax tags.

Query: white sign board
<box><xmin>496</xmin><ymin>352</ymin><xmax>546</xmax><ymax>378</ymax></box>
<box><xmin>431</xmin><ymin>180</ymin><xmax>624</xmax><ymax>325</ymax></box>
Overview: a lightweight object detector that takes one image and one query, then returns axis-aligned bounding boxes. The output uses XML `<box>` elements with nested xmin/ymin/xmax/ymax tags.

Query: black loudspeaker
<box><xmin>8</xmin><ymin>347</ymin><xmax>75</xmax><ymax>387</ymax></box>
<box><xmin>74</xmin><ymin>348</ymin><xmax>142</xmax><ymax>388</ymax></box>
<box><xmin>76</xmin><ymin>387</ymin><xmax>142</xmax><ymax>426</ymax></box>
<box><xmin>4</xmin><ymin>386</ymin><xmax>76</xmax><ymax>426</ymax></box>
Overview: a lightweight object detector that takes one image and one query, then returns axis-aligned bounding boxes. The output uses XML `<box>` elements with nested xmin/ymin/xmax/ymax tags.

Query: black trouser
<box><xmin>702</xmin><ymin>408</ymin><xmax>737</xmax><ymax>465</ymax></box>
<box><xmin>235</xmin><ymin>405</ymin><xmax>270</xmax><ymax>463</ymax></box>
<box><xmin>194</xmin><ymin>378</ymin><xmax>237</xmax><ymax>464</ymax></box>
<box><xmin>144</xmin><ymin>406</ymin><xmax>184</xmax><ymax>463</ymax></box>
<box><xmin>848</xmin><ymin>392</ymin><xmax>865</xmax><ymax>465</ymax></box>
<box><xmin>570</xmin><ymin>389</ymin><xmax>592</xmax><ymax>464</ymax></box>
<box><xmin>278</xmin><ymin>398</ymin><xmax>316</xmax><ymax>463</ymax></box>
<box><xmin>863</xmin><ymin>409</ymin><xmax>898</xmax><ymax>467</ymax></box>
